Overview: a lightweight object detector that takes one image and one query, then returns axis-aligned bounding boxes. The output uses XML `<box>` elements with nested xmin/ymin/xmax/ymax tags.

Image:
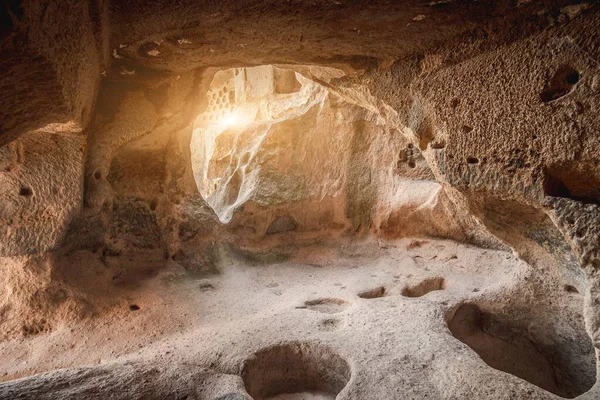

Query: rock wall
<box><xmin>0</xmin><ymin>0</ymin><xmax>598</xmax><ymax>391</ymax></box>
<box><xmin>190</xmin><ymin>66</ymin><xmax>486</xmax><ymax>250</ymax></box>
<box><xmin>0</xmin><ymin>0</ymin><xmax>109</xmax><ymax>146</ymax></box>
<box><xmin>351</xmin><ymin>4</ymin><xmax>600</xmax><ymax>341</ymax></box>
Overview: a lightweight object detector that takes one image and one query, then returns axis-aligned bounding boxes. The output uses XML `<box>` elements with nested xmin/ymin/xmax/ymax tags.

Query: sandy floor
<box><xmin>0</xmin><ymin>237</ymin><xmax>595</xmax><ymax>399</ymax></box>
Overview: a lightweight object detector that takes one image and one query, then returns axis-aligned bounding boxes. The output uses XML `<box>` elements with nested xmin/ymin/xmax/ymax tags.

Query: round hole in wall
<box><xmin>541</xmin><ymin>65</ymin><xmax>581</xmax><ymax>103</ymax></box>
<box><xmin>461</xmin><ymin>125</ymin><xmax>473</xmax><ymax>134</ymax></box>
<box><xmin>565</xmin><ymin>70</ymin><xmax>580</xmax><ymax>85</ymax></box>
<box><xmin>19</xmin><ymin>186</ymin><xmax>33</xmax><ymax>197</ymax></box>
<box><xmin>564</xmin><ymin>285</ymin><xmax>579</xmax><ymax>294</ymax></box>
<box><xmin>431</xmin><ymin>140</ymin><xmax>446</xmax><ymax>149</ymax></box>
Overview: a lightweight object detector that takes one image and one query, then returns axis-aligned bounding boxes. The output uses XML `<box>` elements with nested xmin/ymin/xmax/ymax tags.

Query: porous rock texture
<box><xmin>0</xmin><ymin>0</ymin><xmax>599</xmax><ymax>399</ymax></box>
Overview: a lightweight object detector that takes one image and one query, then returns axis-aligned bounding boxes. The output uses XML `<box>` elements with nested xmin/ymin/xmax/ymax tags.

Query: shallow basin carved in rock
<box><xmin>242</xmin><ymin>342</ymin><xmax>351</xmax><ymax>400</ymax></box>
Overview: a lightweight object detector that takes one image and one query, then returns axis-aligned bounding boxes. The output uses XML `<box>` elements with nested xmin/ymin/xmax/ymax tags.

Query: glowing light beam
<box><xmin>218</xmin><ymin>111</ymin><xmax>246</xmax><ymax>128</ymax></box>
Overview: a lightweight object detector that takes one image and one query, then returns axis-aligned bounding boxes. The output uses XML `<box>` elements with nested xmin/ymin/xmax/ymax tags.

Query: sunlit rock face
<box><xmin>191</xmin><ymin>66</ymin><xmax>326</xmax><ymax>225</ymax></box>
<box><xmin>191</xmin><ymin>66</ymin><xmax>476</xmax><ymax>244</ymax></box>
<box><xmin>1</xmin><ymin>1</ymin><xmax>600</xmax><ymax>399</ymax></box>
<box><xmin>192</xmin><ymin>66</ymin><xmax>360</xmax><ymax>234</ymax></box>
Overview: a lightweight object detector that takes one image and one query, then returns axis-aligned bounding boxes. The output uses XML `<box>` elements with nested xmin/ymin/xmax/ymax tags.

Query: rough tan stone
<box><xmin>0</xmin><ymin>1</ymin><xmax>599</xmax><ymax>398</ymax></box>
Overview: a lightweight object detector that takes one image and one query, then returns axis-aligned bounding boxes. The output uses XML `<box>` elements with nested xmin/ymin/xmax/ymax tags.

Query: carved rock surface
<box><xmin>0</xmin><ymin>1</ymin><xmax>599</xmax><ymax>399</ymax></box>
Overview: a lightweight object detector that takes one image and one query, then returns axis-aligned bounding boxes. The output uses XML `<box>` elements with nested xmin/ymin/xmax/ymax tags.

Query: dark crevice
<box><xmin>0</xmin><ymin>0</ymin><xmax>23</xmax><ymax>32</ymax></box>
<box><xmin>358</xmin><ymin>286</ymin><xmax>386</xmax><ymax>299</ymax></box>
<box><xmin>540</xmin><ymin>65</ymin><xmax>580</xmax><ymax>103</ymax></box>
<box><xmin>467</xmin><ymin>156</ymin><xmax>479</xmax><ymax>165</ymax></box>
<box><xmin>19</xmin><ymin>186</ymin><xmax>32</xmax><ymax>196</ymax></box>
<box><xmin>543</xmin><ymin>168</ymin><xmax>600</xmax><ymax>205</ymax></box>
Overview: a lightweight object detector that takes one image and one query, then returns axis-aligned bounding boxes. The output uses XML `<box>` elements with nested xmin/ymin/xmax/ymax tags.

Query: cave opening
<box><xmin>191</xmin><ymin>65</ymin><xmax>313</xmax><ymax>224</ymax></box>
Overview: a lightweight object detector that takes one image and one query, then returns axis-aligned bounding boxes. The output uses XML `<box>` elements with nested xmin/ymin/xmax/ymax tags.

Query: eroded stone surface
<box><xmin>0</xmin><ymin>1</ymin><xmax>599</xmax><ymax>398</ymax></box>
